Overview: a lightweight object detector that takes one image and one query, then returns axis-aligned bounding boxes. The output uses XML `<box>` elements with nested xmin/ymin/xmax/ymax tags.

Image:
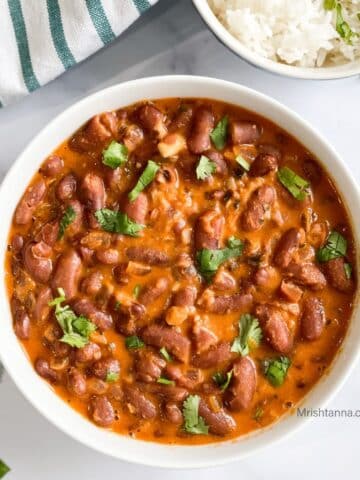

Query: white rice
<box><xmin>208</xmin><ymin>0</ymin><xmax>360</xmax><ymax>67</ymax></box>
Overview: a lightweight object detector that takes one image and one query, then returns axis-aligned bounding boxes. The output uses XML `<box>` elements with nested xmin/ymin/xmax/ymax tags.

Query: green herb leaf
<box><xmin>125</xmin><ymin>335</ymin><xmax>145</xmax><ymax>350</ymax></box>
<box><xmin>253</xmin><ymin>406</ymin><xmax>264</xmax><ymax>421</ymax></box>
<box><xmin>277</xmin><ymin>167</ymin><xmax>310</xmax><ymax>201</ymax></box>
<box><xmin>58</xmin><ymin>206</ymin><xmax>76</xmax><ymax>239</ymax></box>
<box><xmin>210</xmin><ymin>116</ymin><xmax>228</xmax><ymax>150</ymax></box>
<box><xmin>357</xmin><ymin>12</ymin><xmax>360</xmax><ymax>21</ymax></box>
<box><xmin>263</xmin><ymin>356</ymin><xmax>291</xmax><ymax>387</ymax></box>
<box><xmin>231</xmin><ymin>314</ymin><xmax>262</xmax><ymax>356</ymax></box>
<box><xmin>182</xmin><ymin>395</ymin><xmax>209</xmax><ymax>435</ymax></box>
<box><xmin>49</xmin><ymin>289</ymin><xmax>96</xmax><ymax>348</ymax></box>
<box><xmin>324</xmin><ymin>0</ymin><xmax>336</xmax><ymax>10</ymax></box>
<box><xmin>196</xmin><ymin>155</ymin><xmax>216</xmax><ymax>180</ymax></box>
<box><xmin>128</xmin><ymin>160</ymin><xmax>159</xmax><ymax>202</ymax></box>
<box><xmin>102</xmin><ymin>140</ymin><xmax>128</xmax><ymax>169</ymax></box>
<box><xmin>157</xmin><ymin>377</ymin><xmax>175</xmax><ymax>386</ymax></box>
<box><xmin>336</xmin><ymin>3</ymin><xmax>356</xmax><ymax>44</ymax></box>
<box><xmin>0</xmin><ymin>460</ymin><xmax>10</xmax><ymax>479</ymax></box>
<box><xmin>160</xmin><ymin>347</ymin><xmax>173</xmax><ymax>362</ymax></box>
<box><xmin>235</xmin><ymin>155</ymin><xmax>250</xmax><ymax>172</ymax></box>
<box><xmin>196</xmin><ymin>237</ymin><xmax>244</xmax><ymax>280</ymax></box>
<box><xmin>106</xmin><ymin>371</ymin><xmax>119</xmax><ymax>383</ymax></box>
<box><xmin>212</xmin><ymin>370</ymin><xmax>233</xmax><ymax>391</ymax></box>
<box><xmin>317</xmin><ymin>231</ymin><xmax>347</xmax><ymax>262</ymax></box>
<box><xmin>95</xmin><ymin>209</ymin><xmax>144</xmax><ymax>236</ymax></box>
<box><xmin>114</xmin><ymin>300</ymin><xmax>121</xmax><ymax>311</ymax></box>
<box><xmin>344</xmin><ymin>262</ymin><xmax>352</xmax><ymax>279</ymax></box>
<box><xmin>133</xmin><ymin>284</ymin><xmax>141</xmax><ymax>299</ymax></box>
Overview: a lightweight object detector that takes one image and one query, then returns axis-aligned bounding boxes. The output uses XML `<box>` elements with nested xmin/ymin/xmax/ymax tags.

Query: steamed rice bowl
<box><xmin>208</xmin><ymin>0</ymin><xmax>360</xmax><ymax>68</ymax></box>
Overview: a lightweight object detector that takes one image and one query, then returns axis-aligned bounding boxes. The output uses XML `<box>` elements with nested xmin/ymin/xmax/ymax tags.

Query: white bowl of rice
<box><xmin>193</xmin><ymin>0</ymin><xmax>360</xmax><ymax>79</ymax></box>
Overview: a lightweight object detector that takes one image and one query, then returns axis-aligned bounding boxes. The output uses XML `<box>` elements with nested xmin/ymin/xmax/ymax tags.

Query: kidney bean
<box><xmin>169</xmin><ymin>105</ymin><xmax>194</xmax><ymax>131</ymax></box>
<box><xmin>241</xmin><ymin>185</ymin><xmax>276</xmax><ymax>232</ymax></box>
<box><xmin>93</xmin><ymin>358</ymin><xmax>120</xmax><ymax>380</ymax></box>
<box><xmin>192</xmin><ymin>342</ymin><xmax>232</xmax><ymax>369</ymax></box>
<box><xmin>89</xmin><ymin>395</ymin><xmax>115</xmax><ymax>427</ymax></box>
<box><xmin>205</xmin><ymin>150</ymin><xmax>228</xmax><ymax>176</ymax></box>
<box><xmin>35</xmin><ymin>358</ymin><xmax>58</xmax><ymax>383</ymax></box>
<box><xmin>72</xmin><ymin>298</ymin><xmax>113</xmax><ymax>330</ymax></box>
<box><xmin>301</xmin><ymin>297</ymin><xmax>326</xmax><ymax>341</ymax></box>
<box><xmin>173</xmin><ymin>253</ymin><xmax>198</xmax><ymax>279</ymax></box>
<box><xmin>11</xmin><ymin>234</ymin><xmax>24</xmax><ymax>252</ymax></box>
<box><xmin>81</xmin><ymin>173</ymin><xmax>106</xmax><ymax>227</ymax></box>
<box><xmin>258</xmin><ymin>143</ymin><xmax>281</xmax><ymax>160</ymax></box>
<box><xmin>142</xmin><ymin>324</ymin><xmax>191</xmax><ymax>363</ymax></box>
<box><xmin>81</xmin><ymin>271</ymin><xmax>103</xmax><ymax>296</ymax></box>
<box><xmin>286</xmin><ymin>262</ymin><xmax>326</xmax><ymax>290</ymax></box>
<box><xmin>51</xmin><ymin>249</ymin><xmax>81</xmax><ymax>299</ymax></box>
<box><xmin>51</xmin><ymin>340</ymin><xmax>71</xmax><ymax>358</ymax></box>
<box><xmin>123</xmin><ymin>192</ymin><xmax>148</xmax><ymax>224</ymax></box>
<box><xmin>38</xmin><ymin>221</ymin><xmax>59</xmax><ymax>246</ymax></box>
<box><xmin>56</xmin><ymin>174</ymin><xmax>77</xmax><ymax>201</ymax></box>
<box><xmin>229</xmin><ymin>120</ymin><xmax>261</xmax><ymax>145</ymax></box>
<box><xmin>67</xmin><ymin>367</ymin><xmax>87</xmax><ymax>396</ymax></box>
<box><xmin>126</xmin><ymin>247</ymin><xmax>170</xmax><ymax>266</ymax></box>
<box><xmin>195</xmin><ymin>210</ymin><xmax>224</xmax><ymax>250</ymax></box>
<box><xmin>165</xmin><ymin>402</ymin><xmax>183</xmax><ymax>424</ymax></box>
<box><xmin>87</xmin><ymin>378</ymin><xmax>109</xmax><ymax>396</ymax></box>
<box><xmin>192</xmin><ymin>323</ymin><xmax>218</xmax><ymax>355</ymax></box>
<box><xmin>65</xmin><ymin>199</ymin><xmax>84</xmax><ymax>237</ymax></box>
<box><xmin>144</xmin><ymin>383</ymin><xmax>189</xmax><ymax>402</ymax></box>
<box><xmin>279</xmin><ymin>279</ymin><xmax>303</xmax><ymax>303</ymax></box>
<box><xmin>87</xmin><ymin>112</ymin><xmax>118</xmax><ymax>143</ymax></box>
<box><xmin>24</xmin><ymin>241</ymin><xmax>53</xmax><ymax>283</ymax></box>
<box><xmin>302</xmin><ymin>158</ymin><xmax>323</xmax><ymax>186</ymax></box>
<box><xmin>255</xmin><ymin>304</ymin><xmax>293</xmax><ymax>354</ymax></box>
<box><xmin>224</xmin><ymin>357</ymin><xmax>257</xmax><ymax>411</ymax></box>
<box><xmin>76</xmin><ymin>342</ymin><xmax>102</xmax><ymax>363</ymax></box>
<box><xmin>138</xmin><ymin>104</ymin><xmax>167</xmax><ymax>138</ymax></box>
<box><xmin>165</xmin><ymin>365</ymin><xmax>204</xmax><ymax>390</ymax></box>
<box><xmin>188</xmin><ymin>106</ymin><xmax>215</xmax><ymax>154</ymax></box>
<box><xmin>15</xmin><ymin>179</ymin><xmax>46</xmax><ymax>225</ymax></box>
<box><xmin>115</xmin><ymin>302</ymin><xmax>145</xmax><ymax>336</ymax></box>
<box><xmin>96</xmin><ymin>248</ymin><xmax>119</xmax><ymax>265</ymax></box>
<box><xmin>274</xmin><ymin>228</ymin><xmax>305</xmax><ymax>269</ymax></box>
<box><xmin>40</xmin><ymin>155</ymin><xmax>64</xmax><ymax>177</ymax></box>
<box><xmin>123</xmin><ymin>384</ymin><xmax>157</xmax><ymax>419</ymax></box>
<box><xmin>322</xmin><ymin>257</ymin><xmax>353</xmax><ymax>293</ymax></box>
<box><xmin>198</xmin><ymin>399</ymin><xmax>236</xmax><ymax>436</ymax></box>
<box><xmin>249</xmin><ymin>153</ymin><xmax>278</xmax><ymax>177</ymax></box>
<box><xmin>172</xmin><ymin>285</ymin><xmax>197</xmax><ymax>307</ymax></box>
<box><xmin>33</xmin><ymin>286</ymin><xmax>52</xmax><ymax>323</ymax></box>
<box><xmin>134</xmin><ymin>350</ymin><xmax>166</xmax><ymax>383</ymax></box>
<box><xmin>123</xmin><ymin>124</ymin><xmax>144</xmax><ymax>152</ymax></box>
<box><xmin>200</xmin><ymin>292</ymin><xmax>253</xmax><ymax>314</ymax></box>
<box><xmin>14</xmin><ymin>309</ymin><xmax>30</xmax><ymax>340</ymax></box>
<box><xmin>138</xmin><ymin>277</ymin><xmax>169</xmax><ymax>306</ymax></box>
<box><xmin>212</xmin><ymin>270</ymin><xmax>236</xmax><ymax>291</ymax></box>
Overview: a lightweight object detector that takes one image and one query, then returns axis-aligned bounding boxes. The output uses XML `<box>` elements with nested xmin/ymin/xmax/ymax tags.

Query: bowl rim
<box><xmin>0</xmin><ymin>75</ymin><xmax>359</xmax><ymax>469</ymax></box>
<box><xmin>192</xmin><ymin>0</ymin><xmax>360</xmax><ymax>80</ymax></box>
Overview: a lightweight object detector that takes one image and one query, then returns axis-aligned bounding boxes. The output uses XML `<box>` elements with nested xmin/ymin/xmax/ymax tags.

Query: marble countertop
<box><xmin>0</xmin><ymin>0</ymin><xmax>359</xmax><ymax>478</ymax></box>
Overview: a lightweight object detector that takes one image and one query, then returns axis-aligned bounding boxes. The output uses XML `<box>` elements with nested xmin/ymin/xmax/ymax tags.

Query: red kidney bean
<box><xmin>56</xmin><ymin>174</ymin><xmax>77</xmax><ymax>201</ymax></box>
<box><xmin>89</xmin><ymin>395</ymin><xmax>115</xmax><ymax>427</ymax></box>
<box><xmin>169</xmin><ymin>105</ymin><xmax>193</xmax><ymax>132</ymax></box>
<box><xmin>51</xmin><ymin>249</ymin><xmax>81</xmax><ymax>299</ymax></box>
<box><xmin>301</xmin><ymin>297</ymin><xmax>326</xmax><ymax>341</ymax></box>
<box><xmin>123</xmin><ymin>124</ymin><xmax>144</xmax><ymax>152</ymax></box>
<box><xmin>33</xmin><ymin>286</ymin><xmax>52</xmax><ymax>323</ymax></box>
<box><xmin>96</xmin><ymin>248</ymin><xmax>119</xmax><ymax>265</ymax></box>
<box><xmin>134</xmin><ymin>350</ymin><xmax>166</xmax><ymax>383</ymax></box>
<box><xmin>24</xmin><ymin>241</ymin><xmax>53</xmax><ymax>283</ymax></box>
<box><xmin>51</xmin><ymin>340</ymin><xmax>71</xmax><ymax>358</ymax></box>
<box><xmin>192</xmin><ymin>342</ymin><xmax>233</xmax><ymax>369</ymax></box>
<box><xmin>67</xmin><ymin>367</ymin><xmax>87</xmax><ymax>396</ymax></box>
<box><xmin>224</xmin><ymin>357</ymin><xmax>257</xmax><ymax>411</ymax></box>
<box><xmin>81</xmin><ymin>172</ymin><xmax>106</xmax><ymax>227</ymax></box>
<box><xmin>229</xmin><ymin>120</ymin><xmax>261</xmax><ymax>145</ymax></box>
<box><xmin>200</xmin><ymin>292</ymin><xmax>253</xmax><ymax>314</ymax></box>
<box><xmin>195</xmin><ymin>209</ymin><xmax>224</xmax><ymax>250</ymax></box>
<box><xmin>212</xmin><ymin>270</ymin><xmax>236</xmax><ymax>291</ymax></box>
<box><xmin>188</xmin><ymin>106</ymin><xmax>215</xmax><ymax>154</ymax></box>
<box><xmin>165</xmin><ymin>365</ymin><xmax>203</xmax><ymax>390</ymax></box>
<box><xmin>93</xmin><ymin>358</ymin><xmax>120</xmax><ymax>380</ymax></box>
<box><xmin>142</xmin><ymin>324</ymin><xmax>191</xmax><ymax>363</ymax></box>
<box><xmin>123</xmin><ymin>192</ymin><xmax>148</xmax><ymax>224</ymax></box>
<box><xmin>322</xmin><ymin>257</ymin><xmax>353</xmax><ymax>293</ymax></box>
<box><xmin>14</xmin><ymin>309</ymin><xmax>30</xmax><ymax>340</ymax></box>
<box><xmin>38</xmin><ymin>221</ymin><xmax>59</xmax><ymax>246</ymax></box>
<box><xmin>81</xmin><ymin>271</ymin><xmax>103</xmax><ymax>296</ymax></box>
<box><xmin>279</xmin><ymin>279</ymin><xmax>303</xmax><ymax>303</ymax></box>
<box><xmin>86</xmin><ymin>113</ymin><xmax>118</xmax><ymax>143</ymax></box>
<box><xmin>172</xmin><ymin>253</ymin><xmax>198</xmax><ymax>279</ymax></box>
<box><xmin>15</xmin><ymin>179</ymin><xmax>46</xmax><ymax>225</ymax></box>
<box><xmin>138</xmin><ymin>277</ymin><xmax>169</xmax><ymax>306</ymax></box>
<box><xmin>143</xmin><ymin>383</ymin><xmax>189</xmax><ymax>402</ymax></box>
<box><xmin>172</xmin><ymin>285</ymin><xmax>197</xmax><ymax>307</ymax></box>
<box><xmin>11</xmin><ymin>234</ymin><xmax>24</xmax><ymax>252</ymax></box>
<box><xmin>123</xmin><ymin>384</ymin><xmax>157</xmax><ymax>419</ymax></box>
<box><xmin>76</xmin><ymin>342</ymin><xmax>102</xmax><ymax>363</ymax></box>
<box><xmin>137</xmin><ymin>104</ymin><xmax>167</xmax><ymax>138</ymax></box>
<box><xmin>65</xmin><ymin>199</ymin><xmax>84</xmax><ymax>237</ymax></box>
<box><xmin>72</xmin><ymin>298</ymin><xmax>113</xmax><ymax>330</ymax></box>
<box><xmin>205</xmin><ymin>150</ymin><xmax>228</xmax><ymax>176</ymax></box>
<box><xmin>164</xmin><ymin>402</ymin><xmax>183</xmax><ymax>424</ymax></box>
<box><xmin>249</xmin><ymin>153</ymin><xmax>278</xmax><ymax>177</ymax></box>
<box><xmin>192</xmin><ymin>323</ymin><xmax>218</xmax><ymax>355</ymax></box>
<box><xmin>35</xmin><ymin>358</ymin><xmax>58</xmax><ymax>383</ymax></box>
<box><xmin>286</xmin><ymin>262</ymin><xmax>326</xmax><ymax>291</ymax></box>
<box><xmin>241</xmin><ymin>185</ymin><xmax>276</xmax><ymax>232</ymax></box>
<box><xmin>255</xmin><ymin>304</ymin><xmax>293</xmax><ymax>354</ymax></box>
<box><xmin>274</xmin><ymin>228</ymin><xmax>304</xmax><ymax>269</ymax></box>
<box><xmin>198</xmin><ymin>399</ymin><xmax>236</xmax><ymax>436</ymax></box>
<box><xmin>126</xmin><ymin>246</ymin><xmax>170</xmax><ymax>266</ymax></box>
<box><xmin>115</xmin><ymin>302</ymin><xmax>145</xmax><ymax>336</ymax></box>
<box><xmin>40</xmin><ymin>155</ymin><xmax>64</xmax><ymax>177</ymax></box>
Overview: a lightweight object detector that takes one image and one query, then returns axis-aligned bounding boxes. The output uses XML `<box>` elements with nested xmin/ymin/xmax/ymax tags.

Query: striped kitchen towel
<box><xmin>0</xmin><ymin>0</ymin><xmax>158</xmax><ymax>107</ymax></box>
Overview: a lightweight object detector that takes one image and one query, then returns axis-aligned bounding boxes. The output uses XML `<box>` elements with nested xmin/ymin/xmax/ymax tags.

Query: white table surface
<box><xmin>1</xmin><ymin>0</ymin><xmax>359</xmax><ymax>478</ymax></box>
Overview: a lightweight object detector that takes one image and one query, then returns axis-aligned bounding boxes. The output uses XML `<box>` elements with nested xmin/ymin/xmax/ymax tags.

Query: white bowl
<box><xmin>0</xmin><ymin>76</ymin><xmax>359</xmax><ymax>468</ymax></box>
<box><xmin>192</xmin><ymin>0</ymin><xmax>360</xmax><ymax>80</ymax></box>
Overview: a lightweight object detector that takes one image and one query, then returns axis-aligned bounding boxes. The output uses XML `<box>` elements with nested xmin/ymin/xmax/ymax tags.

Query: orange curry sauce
<box><xmin>5</xmin><ymin>98</ymin><xmax>357</xmax><ymax>445</ymax></box>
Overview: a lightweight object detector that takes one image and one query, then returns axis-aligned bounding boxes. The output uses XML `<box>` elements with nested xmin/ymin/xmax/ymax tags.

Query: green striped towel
<box><xmin>0</xmin><ymin>0</ymin><xmax>158</xmax><ymax>107</ymax></box>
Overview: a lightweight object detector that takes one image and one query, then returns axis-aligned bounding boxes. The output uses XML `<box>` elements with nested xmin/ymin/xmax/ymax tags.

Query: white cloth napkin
<box><xmin>0</xmin><ymin>0</ymin><xmax>158</xmax><ymax>107</ymax></box>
